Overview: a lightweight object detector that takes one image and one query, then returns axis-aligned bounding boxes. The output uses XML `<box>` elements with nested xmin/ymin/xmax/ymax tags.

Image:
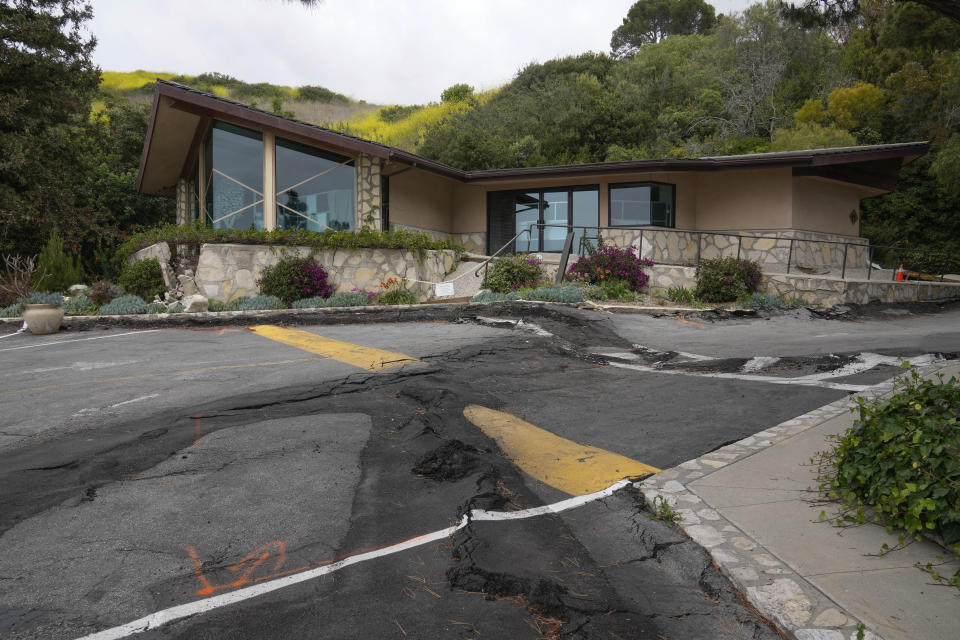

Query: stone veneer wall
<box><xmin>194</xmin><ymin>243</ymin><xmax>458</xmax><ymax>302</ymax></box>
<box><xmin>390</xmin><ymin>223</ymin><xmax>486</xmax><ymax>255</ymax></box>
<box><xmin>763</xmin><ymin>274</ymin><xmax>960</xmax><ymax>307</ymax></box>
<box><xmin>356</xmin><ymin>153</ymin><xmax>382</xmax><ymax>230</ymax></box>
<box><xmin>602</xmin><ymin>227</ymin><xmax>869</xmax><ymax>277</ymax></box>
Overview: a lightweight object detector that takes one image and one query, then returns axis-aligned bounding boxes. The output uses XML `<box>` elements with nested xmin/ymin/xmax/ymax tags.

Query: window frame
<box><xmin>607</xmin><ymin>181</ymin><xmax>676</xmax><ymax>228</ymax></box>
<box><xmin>486</xmin><ymin>184</ymin><xmax>600</xmax><ymax>254</ymax></box>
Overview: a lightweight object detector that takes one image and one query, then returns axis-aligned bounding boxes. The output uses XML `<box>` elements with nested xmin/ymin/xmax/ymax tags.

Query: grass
<box><xmin>100</xmin><ymin>70</ymin><xmax>177</xmax><ymax>91</ymax></box>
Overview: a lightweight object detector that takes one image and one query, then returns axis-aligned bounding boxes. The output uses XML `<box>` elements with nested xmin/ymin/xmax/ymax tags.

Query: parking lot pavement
<box><xmin>0</xmin><ymin>322</ymin><xmax>507</xmax><ymax>452</ymax></box>
<box><xmin>1</xmin><ymin>306</ymin><xmax>956</xmax><ymax>639</ymax></box>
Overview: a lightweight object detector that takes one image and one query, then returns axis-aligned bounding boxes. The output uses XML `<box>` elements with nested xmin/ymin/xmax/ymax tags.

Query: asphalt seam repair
<box><xmin>73</xmin><ymin>481</ymin><xmax>632</xmax><ymax>640</ymax></box>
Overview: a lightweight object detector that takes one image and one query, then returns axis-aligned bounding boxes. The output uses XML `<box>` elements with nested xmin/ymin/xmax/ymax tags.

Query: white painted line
<box><xmin>0</xmin><ymin>330</ymin><xmax>160</xmax><ymax>353</ymax></box>
<box><xmin>108</xmin><ymin>394</ymin><xmax>160</xmax><ymax>409</ymax></box>
<box><xmin>742</xmin><ymin>356</ymin><xmax>779</xmax><ymax>372</ymax></box>
<box><xmin>609</xmin><ymin>361</ymin><xmax>871</xmax><ymax>391</ymax></box>
<box><xmin>72</xmin><ymin>480</ymin><xmax>630</xmax><ymax>640</ymax></box>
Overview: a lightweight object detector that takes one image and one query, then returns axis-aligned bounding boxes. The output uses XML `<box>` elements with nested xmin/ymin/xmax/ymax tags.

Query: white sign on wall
<box><xmin>435</xmin><ymin>282</ymin><xmax>455</xmax><ymax>297</ymax></box>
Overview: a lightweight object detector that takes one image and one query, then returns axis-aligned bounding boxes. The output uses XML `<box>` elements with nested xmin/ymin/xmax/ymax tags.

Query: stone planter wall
<box><xmin>193</xmin><ymin>243</ymin><xmax>458</xmax><ymax>302</ymax></box>
<box><xmin>762</xmin><ymin>274</ymin><xmax>960</xmax><ymax>307</ymax></box>
<box><xmin>130</xmin><ymin>242</ymin><xmax>175</xmax><ymax>289</ymax></box>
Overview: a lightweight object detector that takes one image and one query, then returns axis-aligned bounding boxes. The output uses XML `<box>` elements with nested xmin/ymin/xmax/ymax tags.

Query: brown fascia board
<box><xmin>134</xmin><ymin>90</ymin><xmax>162</xmax><ymax>193</ymax></box>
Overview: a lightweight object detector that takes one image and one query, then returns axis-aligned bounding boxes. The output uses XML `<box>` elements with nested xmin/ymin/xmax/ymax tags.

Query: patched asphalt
<box><xmin>1</xmin><ymin>303</ymin><xmax>958</xmax><ymax>639</ymax></box>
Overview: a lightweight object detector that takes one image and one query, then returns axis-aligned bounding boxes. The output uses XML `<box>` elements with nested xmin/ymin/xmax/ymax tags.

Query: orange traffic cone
<box><xmin>895</xmin><ymin>264</ymin><xmax>905</xmax><ymax>281</ymax></box>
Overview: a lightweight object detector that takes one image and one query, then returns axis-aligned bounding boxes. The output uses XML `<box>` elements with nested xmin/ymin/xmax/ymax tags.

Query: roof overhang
<box><xmin>136</xmin><ymin>80</ymin><xmax>929</xmax><ymax>198</ymax></box>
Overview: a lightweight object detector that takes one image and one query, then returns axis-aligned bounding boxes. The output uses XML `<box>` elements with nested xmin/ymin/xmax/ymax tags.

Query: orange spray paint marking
<box><xmin>676</xmin><ymin>316</ymin><xmax>706</xmax><ymax>329</ymax></box>
<box><xmin>192</xmin><ymin>414</ymin><xmax>203</xmax><ymax>447</ymax></box>
<box><xmin>187</xmin><ymin>541</ymin><xmax>287</xmax><ymax>596</ymax></box>
<box><xmin>186</xmin><ymin>534</ymin><xmax>449</xmax><ymax>597</ymax></box>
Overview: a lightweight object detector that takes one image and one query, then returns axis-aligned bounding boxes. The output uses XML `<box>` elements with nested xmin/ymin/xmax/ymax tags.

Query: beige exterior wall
<box><xmin>791</xmin><ymin>176</ymin><xmax>862</xmax><ymax>236</ymax></box>
<box><xmin>389</xmin><ymin>169</ymin><xmax>456</xmax><ymax>233</ymax></box>
<box><xmin>694</xmin><ymin>168</ymin><xmax>793</xmax><ymax>231</ymax></box>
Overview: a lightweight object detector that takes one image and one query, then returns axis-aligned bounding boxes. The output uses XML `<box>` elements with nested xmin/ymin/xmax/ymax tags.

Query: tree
<box><xmin>610</xmin><ymin>0</ymin><xmax>717</xmax><ymax>58</ymax></box>
<box><xmin>440</xmin><ymin>83</ymin><xmax>474</xmax><ymax>103</ymax></box>
<box><xmin>0</xmin><ymin>0</ymin><xmax>100</xmax><ymax>257</ymax></box>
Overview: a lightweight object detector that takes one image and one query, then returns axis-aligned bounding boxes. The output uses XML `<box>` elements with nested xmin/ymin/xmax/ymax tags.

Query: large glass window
<box><xmin>204</xmin><ymin>122</ymin><xmax>264</xmax><ymax>230</ymax></box>
<box><xmin>609</xmin><ymin>182</ymin><xmax>675</xmax><ymax>227</ymax></box>
<box><xmin>275</xmin><ymin>138</ymin><xmax>355</xmax><ymax>231</ymax></box>
<box><xmin>487</xmin><ymin>186</ymin><xmax>599</xmax><ymax>254</ymax></box>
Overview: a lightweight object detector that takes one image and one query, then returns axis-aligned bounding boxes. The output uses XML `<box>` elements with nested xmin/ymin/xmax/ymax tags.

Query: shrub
<box><xmin>89</xmin><ymin>280</ymin><xmax>123</xmax><ymax>306</ymax></box>
<box><xmin>0</xmin><ymin>255</ymin><xmax>41</xmax><ymax>307</ymax></box>
<box><xmin>376</xmin><ymin>277</ymin><xmax>418</xmax><ymax>305</ymax></box>
<box><xmin>36</xmin><ymin>230</ymin><xmax>83</xmax><ymax>292</ymax></box>
<box><xmin>817</xmin><ymin>367</ymin><xmax>960</xmax><ymax>581</ymax></box>
<box><xmin>598</xmin><ymin>278</ymin><xmax>635</xmax><ymax>301</ymax></box>
<box><xmin>63</xmin><ymin>295</ymin><xmax>96</xmax><ymax>316</ymax></box>
<box><xmin>257</xmin><ymin>255</ymin><xmax>332</xmax><ymax>305</ymax></box>
<box><xmin>666</xmin><ymin>286</ymin><xmax>697</xmax><ymax>304</ymax></box>
<box><xmin>118</xmin><ymin>258</ymin><xmax>167</xmax><ymax>301</ymax></box>
<box><xmin>695</xmin><ymin>257</ymin><xmax>762</xmax><ymax>302</ymax></box>
<box><xmin>0</xmin><ymin>304</ymin><xmax>21</xmax><ymax>317</ymax></box>
<box><xmin>481</xmin><ymin>255</ymin><xmax>544</xmax><ymax>293</ymax></box>
<box><xmin>568</xmin><ymin>245</ymin><xmax>653</xmax><ymax>291</ymax></box>
<box><xmin>98</xmin><ymin>294</ymin><xmax>148</xmax><ymax>315</ymax></box>
<box><xmin>230</xmin><ymin>295</ymin><xmax>284</xmax><ymax>311</ymax></box>
<box><xmin>19</xmin><ymin>291</ymin><xmax>63</xmax><ymax>306</ymax></box>
<box><xmin>292</xmin><ymin>291</ymin><xmax>371</xmax><ymax>308</ymax></box>
<box><xmin>207</xmin><ymin>299</ymin><xmax>227</xmax><ymax>312</ymax></box>
<box><xmin>167</xmin><ymin>302</ymin><xmax>185</xmax><ymax>313</ymax></box>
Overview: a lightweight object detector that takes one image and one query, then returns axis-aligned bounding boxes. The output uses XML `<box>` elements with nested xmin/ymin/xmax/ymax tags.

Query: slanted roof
<box><xmin>137</xmin><ymin>80</ymin><xmax>928</xmax><ymax>196</ymax></box>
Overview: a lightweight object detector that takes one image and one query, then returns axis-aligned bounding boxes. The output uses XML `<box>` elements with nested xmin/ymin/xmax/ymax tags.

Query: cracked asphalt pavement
<box><xmin>1</xmin><ymin>302</ymin><xmax>957</xmax><ymax>639</ymax></box>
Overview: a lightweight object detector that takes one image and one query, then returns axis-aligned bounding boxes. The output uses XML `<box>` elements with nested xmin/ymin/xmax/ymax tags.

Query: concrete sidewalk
<box><xmin>639</xmin><ymin>361</ymin><xmax>960</xmax><ymax>640</ymax></box>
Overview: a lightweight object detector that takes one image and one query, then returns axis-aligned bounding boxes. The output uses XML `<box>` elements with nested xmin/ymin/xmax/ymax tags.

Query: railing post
<box><xmin>737</xmin><ymin>236</ymin><xmax>742</xmax><ymax>261</ymax></box>
<box><xmin>639</xmin><ymin>229</ymin><xmax>644</xmax><ymax>261</ymax></box>
<box><xmin>696</xmin><ymin>232</ymin><xmax>702</xmax><ymax>267</ymax></box>
<box><xmin>786</xmin><ymin>238</ymin><xmax>794</xmax><ymax>274</ymax></box>
<box><xmin>841</xmin><ymin>243</ymin><xmax>848</xmax><ymax>280</ymax></box>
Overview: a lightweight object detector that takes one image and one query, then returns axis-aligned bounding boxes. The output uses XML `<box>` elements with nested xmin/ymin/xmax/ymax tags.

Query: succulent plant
<box><xmin>97</xmin><ymin>294</ymin><xmax>148</xmax><ymax>316</ymax></box>
<box><xmin>63</xmin><ymin>295</ymin><xmax>96</xmax><ymax>316</ymax></box>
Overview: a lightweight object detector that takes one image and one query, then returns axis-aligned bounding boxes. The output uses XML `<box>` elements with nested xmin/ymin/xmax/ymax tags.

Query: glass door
<box><xmin>542</xmin><ymin>191</ymin><xmax>569</xmax><ymax>252</ymax></box>
<box><xmin>514</xmin><ymin>192</ymin><xmax>541</xmax><ymax>252</ymax></box>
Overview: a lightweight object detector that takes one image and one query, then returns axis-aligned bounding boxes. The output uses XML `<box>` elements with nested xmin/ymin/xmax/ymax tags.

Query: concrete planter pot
<box><xmin>23</xmin><ymin>303</ymin><xmax>64</xmax><ymax>335</ymax></box>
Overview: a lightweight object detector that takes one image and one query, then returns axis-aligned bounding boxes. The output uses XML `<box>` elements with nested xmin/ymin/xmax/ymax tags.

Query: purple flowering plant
<box><xmin>256</xmin><ymin>255</ymin><xmax>333</xmax><ymax>306</ymax></box>
<box><xmin>293</xmin><ymin>258</ymin><xmax>333</xmax><ymax>300</ymax></box>
<box><xmin>568</xmin><ymin>245</ymin><xmax>654</xmax><ymax>291</ymax></box>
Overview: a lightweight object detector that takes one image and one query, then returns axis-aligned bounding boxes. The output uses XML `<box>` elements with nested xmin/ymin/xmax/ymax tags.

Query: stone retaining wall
<box><xmin>763</xmin><ymin>274</ymin><xmax>960</xmax><ymax>306</ymax></box>
<box><xmin>130</xmin><ymin>243</ymin><xmax>175</xmax><ymax>289</ymax></box>
<box><xmin>193</xmin><ymin>243</ymin><xmax>458</xmax><ymax>302</ymax></box>
<box><xmin>601</xmin><ymin>227</ymin><xmax>869</xmax><ymax>277</ymax></box>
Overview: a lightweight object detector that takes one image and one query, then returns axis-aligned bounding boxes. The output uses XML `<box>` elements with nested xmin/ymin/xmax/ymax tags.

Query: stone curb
<box><xmin>0</xmin><ymin>301</ymin><xmax>605</xmax><ymax>331</ymax></box>
<box><xmin>635</xmin><ymin>360</ymin><xmax>950</xmax><ymax>640</ymax></box>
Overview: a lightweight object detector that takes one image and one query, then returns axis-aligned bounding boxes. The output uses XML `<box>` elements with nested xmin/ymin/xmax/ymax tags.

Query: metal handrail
<box><xmin>477</xmin><ymin>222</ymin><xmax>955</xmax><ymax>283</ymax></box>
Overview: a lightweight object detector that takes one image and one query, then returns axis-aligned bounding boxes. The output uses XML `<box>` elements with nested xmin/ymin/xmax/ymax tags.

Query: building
<box><xmin>137</xmin><ymin>80</ymin><xmax>926</xmax><ymax>259</ymax></box>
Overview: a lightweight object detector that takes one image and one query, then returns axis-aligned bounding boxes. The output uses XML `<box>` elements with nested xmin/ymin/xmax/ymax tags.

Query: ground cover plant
<box><xmin>567</xmin><ymin>244</ymin><xmax>653</xmax><ymax>296</ymax></box>
<box><xmin>117</xmin><ymin>258</ymin><xmax>166</xmax><ymax>301</ymax></box>
<box><xmin>481</xmin><ymin>254</ymin><xmax>544</xmax><ymax>293</ymax></box>
<box><xmin>694</xmin><ymin>257</ymin><xmax>762</xmax><ymax>302</ymax></box>
<box><xmin>292</xmin><ymin>291</ymin><xmax>371</xmax><ymax>308</ymax></box>
<box><xmin>471</xmin><ymin>283</ymin><xmax>583</xmax><ymax>303</ymax></box>
<box><xmin>816</xmin><ymin>367</ymin><xmax>960</xmax><ymax>588</ymax></box>
<box><xmin>228</xmin><ymin>295</ymin><xmax>284</xmax><ymax>311</ymax></box>
<box><xmin>257</xmin><ymin>255</ymin><xmax>333</xmax><ymax>305</ymax></box>
<box><xmin>97</xmin><ymin>294</ymin><xmax>148</xmax><ymax>316</ymax></box>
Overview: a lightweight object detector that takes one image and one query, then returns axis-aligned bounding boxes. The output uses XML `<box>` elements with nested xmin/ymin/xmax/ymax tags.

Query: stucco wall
<box><xmin>194</xmin><ymin>243</ymin><xmax>457</xmax><ymax>302</ymax></box>
<box><xmin>389</xmin><ymin>170</ymin><xmax>455</xmax><ymax>233</ymax></box>
<box><xmin>694</xmin><ymin>168</ymin><xmax>793</xmax><ymax>231</ymax></box>
<box><xmin>791</xmin><ymin>176</ymin><xmax>861</xmax><ymax>236</ymax></box>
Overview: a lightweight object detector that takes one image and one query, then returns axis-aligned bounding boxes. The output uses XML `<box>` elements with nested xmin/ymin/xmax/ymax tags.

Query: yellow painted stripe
<box><xmin>250</xmin><ymin>325</ymin><xmax>421</xmax><ymax>371</ymax></box>
<box><xmin>463</xmin><ymin>404</ymin><xmax>660</xmax><ymax>496</ymax></box>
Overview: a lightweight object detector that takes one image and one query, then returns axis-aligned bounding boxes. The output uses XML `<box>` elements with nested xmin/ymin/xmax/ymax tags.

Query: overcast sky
<box><xmin>89</xmin><ymin>0</ymin><xmax>759</xmax><ymax>105</ymax></box>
